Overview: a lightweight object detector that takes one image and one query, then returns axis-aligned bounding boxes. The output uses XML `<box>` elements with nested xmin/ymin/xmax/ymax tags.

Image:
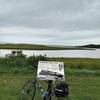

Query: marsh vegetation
<box><xmin>0</xmin><ymin>51</ymin><xmax>100</xmax><ymax>100</ymax></box>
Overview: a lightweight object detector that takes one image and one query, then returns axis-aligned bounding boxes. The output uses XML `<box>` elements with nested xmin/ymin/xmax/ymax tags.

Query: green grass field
<box><xmin>0</xmin><ymin>58</ymin><xmax>100</xmax><ymax>100</ymax></box>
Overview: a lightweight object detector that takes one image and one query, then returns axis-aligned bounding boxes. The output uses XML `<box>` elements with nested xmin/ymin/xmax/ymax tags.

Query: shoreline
<box><xmin>0</xmin><ymin>44</ymin><xmax>96</xmax><ymax>50</ymax></box>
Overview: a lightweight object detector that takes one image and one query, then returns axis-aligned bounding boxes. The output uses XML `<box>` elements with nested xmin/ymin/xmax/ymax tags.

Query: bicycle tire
<box><xmin>19</xmin><ymin>80</ymin><xmax>36</xmax><ymax>100</ymax></box>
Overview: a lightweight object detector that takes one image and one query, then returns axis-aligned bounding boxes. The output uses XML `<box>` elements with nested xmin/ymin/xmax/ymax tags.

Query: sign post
<box><xmin>47</xmin><ymin>80</ymin><xmax>53</xmax><ymax>100</ymax></box>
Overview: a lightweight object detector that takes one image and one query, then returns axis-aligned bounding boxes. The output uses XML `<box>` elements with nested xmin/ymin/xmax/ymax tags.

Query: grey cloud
<box><xmin>0</xmin><ymin>0</ymin><xmax>100</xmax><ymax>31</ymax></box>
<box><xmin>0</xmin><ymin>0</ymin><xmax>100</xmax><ymax>45</ymax></box>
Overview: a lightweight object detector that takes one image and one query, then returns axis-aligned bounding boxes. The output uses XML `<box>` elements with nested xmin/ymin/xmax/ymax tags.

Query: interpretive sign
<box><xmin>37</xmin><ymin>61</ymin><xmax>65</xmax><ymax>80</ymax></box>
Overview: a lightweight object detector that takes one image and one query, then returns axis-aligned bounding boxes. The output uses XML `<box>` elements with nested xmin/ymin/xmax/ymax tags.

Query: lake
<box><xmin>0</xmin><ymin>49</ymin><xmax>100</xmax><ymax>58</ymax></box>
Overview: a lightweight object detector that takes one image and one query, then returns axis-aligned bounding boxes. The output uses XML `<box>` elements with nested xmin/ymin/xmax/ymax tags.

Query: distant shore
<box><xmin>0</xmin><ymin>43</ymin><xmax>96</xmax><ymax>50</ymax></box>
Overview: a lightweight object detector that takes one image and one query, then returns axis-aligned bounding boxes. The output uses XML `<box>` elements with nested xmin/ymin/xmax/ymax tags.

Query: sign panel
<box><xmin>37</xmin><ymin>61</ymin><xmax>65</xmax><ymax>80</ymax></box>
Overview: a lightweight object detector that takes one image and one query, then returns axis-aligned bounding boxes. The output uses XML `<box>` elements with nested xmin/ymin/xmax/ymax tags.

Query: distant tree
<box><xmin>80</xmin><ymin>44</ymin><xmax>100</xmax><ymax>48</ymax></box>
<box><xmin>11</xmin><ymin>50</ymin><xmax>16</xmax><ymax>56</ymax></box>
<box><xmin>17</xmin><ymin>50</ymin><xmax>22</xmax><ymax>56</ymax></box>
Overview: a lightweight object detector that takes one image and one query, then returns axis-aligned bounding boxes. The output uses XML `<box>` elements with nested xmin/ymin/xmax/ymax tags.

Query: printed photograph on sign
<box><xmin>37</xmin><ymin>61</ymin><xmax>65</xmax><ymax>80</ymax></box>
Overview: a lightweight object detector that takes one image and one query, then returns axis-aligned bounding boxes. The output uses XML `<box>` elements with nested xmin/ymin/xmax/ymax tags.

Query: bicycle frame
<box><xmin>34</xmin><ymin>78</ymin><xmax>56</xmax><ymax>100</ymax></box>
<box><xmin>19</xmin><ymin>75</ymin><xmax>69</xmax><ymax>100</ymax></box>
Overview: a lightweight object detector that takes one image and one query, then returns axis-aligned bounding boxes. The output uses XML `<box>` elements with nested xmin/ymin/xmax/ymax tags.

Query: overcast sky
<box><xmin>0</xmin><ymin>0</ymin><xmax>100</xmax><ymax>46</ymax></box>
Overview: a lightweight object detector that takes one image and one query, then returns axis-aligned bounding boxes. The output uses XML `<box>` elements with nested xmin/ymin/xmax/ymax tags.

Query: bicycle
<box><xmin>19</xmin><ymin>74</ymin><xmax>70</xmax><ymax>100</ymax></box>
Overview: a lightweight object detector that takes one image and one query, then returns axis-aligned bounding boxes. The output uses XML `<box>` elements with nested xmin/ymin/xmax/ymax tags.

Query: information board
<box><xmin>37</xmin><ymin>61</ymin><xmax>65</xmax><ymax>80</ymax></box>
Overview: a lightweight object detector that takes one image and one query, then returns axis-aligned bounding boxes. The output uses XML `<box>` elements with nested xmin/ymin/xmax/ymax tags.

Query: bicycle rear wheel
<box><xmin>20</xmin><ymin>80</ymin><xmax>36</xmax><ymax>100</ymax></box>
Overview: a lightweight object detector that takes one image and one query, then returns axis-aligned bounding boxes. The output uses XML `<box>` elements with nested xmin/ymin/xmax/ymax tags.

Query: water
<box><xmin>0</xmin><ymin>49</ymin><xmax>100</xmax><ymax>58</ymax></box>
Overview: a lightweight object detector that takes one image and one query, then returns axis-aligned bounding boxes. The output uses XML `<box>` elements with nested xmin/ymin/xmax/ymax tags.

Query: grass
<box><xmin>0</xmin><ymin>58</ymin><xmax>100</xmax><ymax>100</ymax></box>
<box><xmin>50</xmin><ymin>58</ymin><xmax>100</xmax><ymax>70</ymax></box>
<box><xmin>0</xmin><ymin>69</ymin><xmax>100</xmax><ymax>100</ymax></box>
<box><xmin>68</xmin><ymin>75</ymin><xmax>100</xmax><ymax>100</ymax></box>
<box><xmin>0</xmin><ymin>73</ymin><xmax>34</xmax><ymax>100</ymax></box>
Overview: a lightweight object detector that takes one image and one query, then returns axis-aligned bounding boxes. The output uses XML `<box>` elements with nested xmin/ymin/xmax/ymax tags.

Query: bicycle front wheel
<box><xmin>20</xmin><ymin>80</ymin><xmax>36</xmax><ymax>100</ymax></box>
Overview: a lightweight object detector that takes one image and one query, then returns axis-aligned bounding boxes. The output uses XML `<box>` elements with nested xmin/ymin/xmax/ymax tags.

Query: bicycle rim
<box><xmin>20</xmin><ymin>80</ymin><xmax>36</xmax><ymax>100</ymax></box>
